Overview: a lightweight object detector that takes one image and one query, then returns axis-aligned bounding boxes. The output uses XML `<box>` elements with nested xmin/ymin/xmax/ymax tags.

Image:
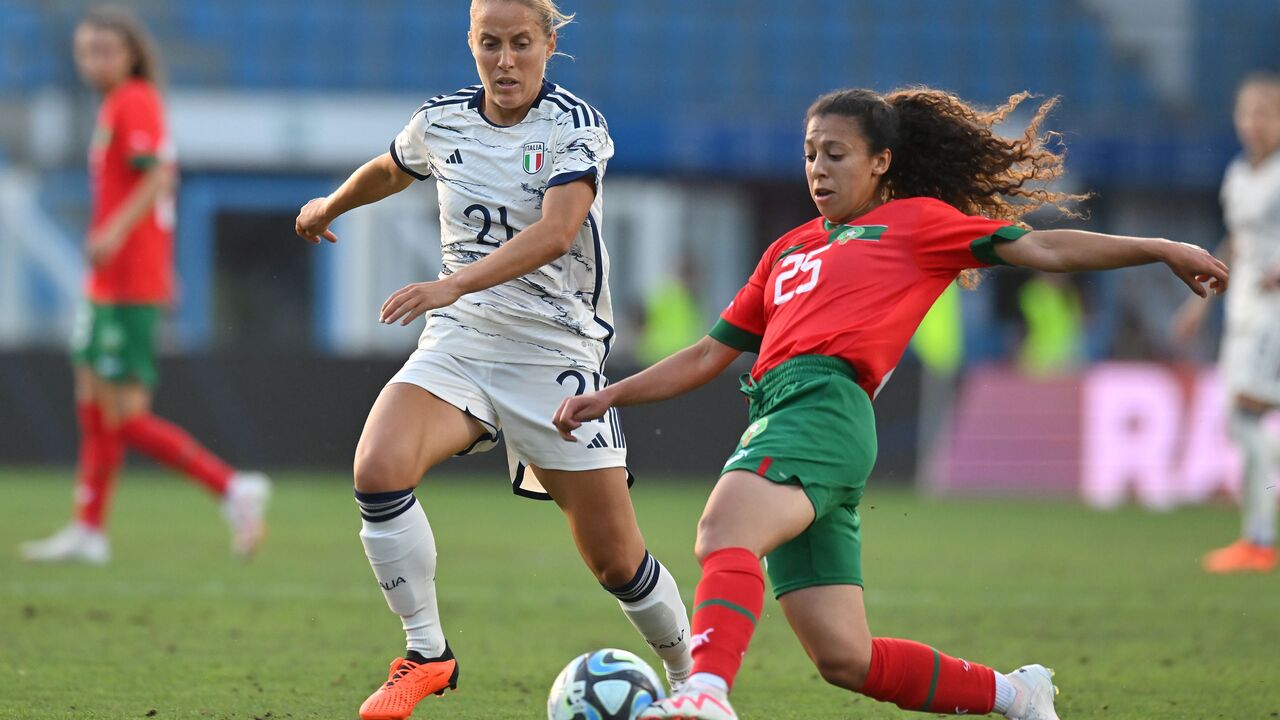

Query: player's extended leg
<box><xmin>101</xmin><ymin>377</ymin><xmax>272</xmax><ymax>557</ymax></box>
<box><xmin>111</xmin><ymin>381</ymin><xmax>230</xmax><ymax>494</ymax></box>
<box><xmin>20</xmin><ymin>365</ymin><xmax>120</xmax><ymax>564</ymax></box>
<box><xmin>1204</xmin><ymin>394</ymin><xmax>1279</xmax><ymax>573</ymax></box>
<box><xmin>354</xmin><ymin>383</ymin><xmax>486</xmax><ymax>720</ymax></box>
<box><xmin>535</xmin><ymin>465</ymin><xmax>694</xmax><ymax>689</ymax></box>
<box><xmin>640</xmin><ymin>470</ymin><xmax>814</xmax><ymax>720</ymax></box>
<box><xmin>779</xmin><ymin>584</ymin><xmax>1059</xmax><ymax>719</ymax></box>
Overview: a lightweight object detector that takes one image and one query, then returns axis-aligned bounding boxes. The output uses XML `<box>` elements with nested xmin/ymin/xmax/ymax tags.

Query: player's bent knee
<box><xmin>694</xmin><ymin>510</ymin><xmax>764</xmax><ymax>562</ymax></box>
<box><xmin>352</xmin><ymin>452</ymin><xmax>418</xmax><ymax>494</ymax></box>
<box><xmin>813</xmin><ymin>651</ymin><xmax>870</xmax><ymax>692</ymax></box>
<box><xmin>694</xmin><ymin>521</ymin><xmax>731</xmax><ymax>563</ymax></box>
<box><xmin>580</xmin><ymin>544</ymin><xmax>644</xmax><ymax>588</ymax></box>
<box><xmin>692</xmin><ymin>530</ymin><xmax>719</xmax><ymax>564</ymax></box>
<box><xmin>593</xmin><ymin>557</ymin><xmax>640</xmax><ymax>589</ymax></box>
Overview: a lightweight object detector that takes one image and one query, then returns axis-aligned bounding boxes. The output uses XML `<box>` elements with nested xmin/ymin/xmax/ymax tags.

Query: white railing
<box><xmin>0</xmin><ymin>169</ymin><xmax>82</xmax><ymax>348</ymax></box>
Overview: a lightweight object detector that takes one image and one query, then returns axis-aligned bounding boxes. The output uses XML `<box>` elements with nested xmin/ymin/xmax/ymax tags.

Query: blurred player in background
<box><xmin>1176</xmin><ymin>71</ymin><xmax>1280</xmax><ymax>574</ymax></box>
<box><xmin>294</xmin><ymin>2</ymin><xmax>691</xmax><ymax>718</ymax></box>
<box><xmin>557</xmin><ymin>87</ymin><xmax>1229</xmax><ymax>720</ymax></box>
<box><xmin>20</xmin><ymin>6</ymin><xmax>270</xmax><ymax>565</ymax></box>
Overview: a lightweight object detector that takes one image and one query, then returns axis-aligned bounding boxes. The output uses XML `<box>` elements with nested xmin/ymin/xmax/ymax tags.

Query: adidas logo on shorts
<box><xmin>585</xmin><ymin>433</ymin><xmax>609</xmax><ymax>449</ymax></box>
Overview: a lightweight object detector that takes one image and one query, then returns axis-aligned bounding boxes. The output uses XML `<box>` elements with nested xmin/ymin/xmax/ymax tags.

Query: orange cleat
<box><xmin>1202</xmin><ymin>540</ymin><xmax>1277</xmax><ymax>574</ymax></box>
<box><xmin>359</xmin><ymin>647</ymin><xmax>459</xmax><ymax>720</ymax></box>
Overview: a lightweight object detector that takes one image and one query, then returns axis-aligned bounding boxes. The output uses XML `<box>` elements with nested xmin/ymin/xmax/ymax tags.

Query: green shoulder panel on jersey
<box><xmin>969</xmin><ymin>225</ymin><xmax>1031</xmax><ymax>266</ymax></box>
<box><xmin>772</xmin><ymin>243</ymin><xmax>807</xmax><ymax>266</ymax></box>
<box><xmin>822</xmin><ymin>221</ymin><xmax>888</xmax><ymax>245</ymax></box>
<box><xmin>709</xmin><ymin>318</ymin><xmax>762</xmax><ymax>353</ymax></box>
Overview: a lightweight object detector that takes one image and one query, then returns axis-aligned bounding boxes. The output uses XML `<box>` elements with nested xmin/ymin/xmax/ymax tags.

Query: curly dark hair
<box><xmin>806</xmin><ymin>87</ymin><xmax>1087</xmax><ymax>285</ymax></box>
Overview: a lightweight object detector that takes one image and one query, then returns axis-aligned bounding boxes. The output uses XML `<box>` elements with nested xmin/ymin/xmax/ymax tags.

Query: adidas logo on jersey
<box><xmin>586</xmin><ymin>433</ymin><xmax>609</xmax><ymax>449</ymax></box>
<box><xmin>444</xmin><ymin>149</ymin><xmax>463</xmax><ymax>164</ymax></box>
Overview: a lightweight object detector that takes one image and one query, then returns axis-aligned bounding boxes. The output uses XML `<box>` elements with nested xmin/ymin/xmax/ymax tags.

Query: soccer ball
<box><xmin>547</xmin><ymin>648</ymin><xmax>666</xmax><ymax>720</ymax></box>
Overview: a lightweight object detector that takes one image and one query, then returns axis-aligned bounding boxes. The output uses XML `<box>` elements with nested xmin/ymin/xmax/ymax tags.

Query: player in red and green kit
<box><xmin>21</xmin><ymin>6</ymin><xmax>269</xmax><ymax>565</ymax></box>
<box><xmin>555</xmin><ymin>87</ymin><xmax>1229</xmax><ymax>720</ymax></box>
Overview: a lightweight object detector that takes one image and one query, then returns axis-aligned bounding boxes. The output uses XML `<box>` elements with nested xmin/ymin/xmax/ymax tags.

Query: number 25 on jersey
<box><xmin>774</xmin><ymin>245</ymin><xmax>830</xmax><ymax>305</ymax></box>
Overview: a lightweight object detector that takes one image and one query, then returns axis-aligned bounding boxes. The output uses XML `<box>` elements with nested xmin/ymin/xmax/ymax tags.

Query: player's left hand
<box><xmin>380</xmin><ymin>279</ymin><xmax>463</xmax><ymax>325</ymax></box>
<box><xmin>1159</xmin><ymin>240</ymin><xmax>1229</xmax><ymax>297</ymax></box>
<box><xmin>86</xmin><ymin>228</ymin><xmax>125</xmax><ymax>267</ymax></box>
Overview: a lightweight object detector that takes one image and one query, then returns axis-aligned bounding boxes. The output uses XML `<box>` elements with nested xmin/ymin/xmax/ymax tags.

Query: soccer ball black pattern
<box><xmin>547</xmin><ymin>648</ymin><xmax>666</xmax><ymax>720</ymax></box>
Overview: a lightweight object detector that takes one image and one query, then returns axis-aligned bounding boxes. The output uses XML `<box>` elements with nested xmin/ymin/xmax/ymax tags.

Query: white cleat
<box><xmin>1004</xmin><ymin>664</ymin><xmax>1061</xmax><ymax>720</ymax></box>
<box><xmin>20</xmin><ymin>523</ymin><xmax>110</xmax><ymax>565</ymax></box>
<box><xmin>222</xmin><ymin>472</ymin><xmax>271</xmax><ymax>558</ymax></box>
<box><xmin>639</xmin><ymin>681</ymin><xmax>738</xmax><ymax>720</ymax></box>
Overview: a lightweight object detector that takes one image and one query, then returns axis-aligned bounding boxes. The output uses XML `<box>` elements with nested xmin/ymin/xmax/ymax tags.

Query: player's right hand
<box><xmin>296</xmin><ymin>197</ymin><xmax>339</xmax><ymax>244</ymax></box>
<box><xmin>553</xmin><ymin>393</ymin><xmax>613</xmax><ymax>442</ymax></box>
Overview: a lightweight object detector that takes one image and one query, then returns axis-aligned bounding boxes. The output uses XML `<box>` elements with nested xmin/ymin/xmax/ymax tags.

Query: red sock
<box><xmin>74</xmin><ymin>404</ymin><xmax>124</xmax><ymax>529</ymax></box>
<box><xmin>860</xmin><ymin>638</ymin><xmax>996</xmax><ymax>715</ymax></box>
<box><xmin>689</xmin><ymin>547</ymin><xmax>765</xmax><ymax>690</ymax></box>
<box><xmin>119</xmin><ymin>413</ymin><xmax>234</xmax><ymax>495</ymax></box>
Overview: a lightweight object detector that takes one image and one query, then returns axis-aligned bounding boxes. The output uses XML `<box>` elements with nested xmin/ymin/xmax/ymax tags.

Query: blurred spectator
<box><xmin>1016</xmin><ymin>273</ymin><xmax>1084</xmax><ymax>376</ymax></box>
<box><xmin>638</xmin><ymin>260</ymin><xmax>703</xmax><ymax>366</ymax></box>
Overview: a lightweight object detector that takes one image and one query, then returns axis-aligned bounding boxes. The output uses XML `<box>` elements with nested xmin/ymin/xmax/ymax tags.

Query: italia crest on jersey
<box><xmin>522</xmin><ymin>142</ymin><xmax>546</xmax><ymax>174</ymax></box>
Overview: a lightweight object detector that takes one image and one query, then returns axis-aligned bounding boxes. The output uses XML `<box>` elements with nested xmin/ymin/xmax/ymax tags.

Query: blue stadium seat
<box><xmin>1</xmin><ymin>0</ymin><xmax>1274</xmax><ymax>185</ymax></box>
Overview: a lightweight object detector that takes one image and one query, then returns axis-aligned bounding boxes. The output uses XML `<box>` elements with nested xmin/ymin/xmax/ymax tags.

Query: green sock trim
<box><xmin>693</xmin><ymin>598</ymin><xmax>758</xmax><ymax>627</ymax></box>
<box><xmin>916</xmin><ymin>648</ymin><xmax>941</xmax><ymax>711</ymax></box>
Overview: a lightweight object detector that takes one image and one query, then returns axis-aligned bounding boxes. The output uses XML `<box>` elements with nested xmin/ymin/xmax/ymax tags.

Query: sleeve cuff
<box><xmin>128</xmin><ymin>154</ymin><xmax>159</xmax><ymax>171</ymax></box>
<box><xmin>547</xmin><ymin>167</ymin><xmax>598</xmax><ymax>189</ymax></box>
<box><xmin>709</xmin><ymin>318</ymin><xmax>763</xmax><ymax>353</ymax></box>
<box><xmin>970</xmin><ymin>225</ymin><xmax>1031</xmax><ymax>266</ymax></box>
<box><xmin>389</xmin><ymin>139</ymin><xmax>429</xmax><ymax>181</ymax></box>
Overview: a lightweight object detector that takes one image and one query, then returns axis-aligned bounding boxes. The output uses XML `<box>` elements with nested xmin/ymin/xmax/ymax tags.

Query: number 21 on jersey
<box><xmin>774</xmin><ymin>245</ymin><xmax>830</xmax><ymax>305</ymax></box>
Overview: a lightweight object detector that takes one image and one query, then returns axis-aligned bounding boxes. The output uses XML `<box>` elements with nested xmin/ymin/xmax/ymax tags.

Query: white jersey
<box><xmin>1221</xmin><ymin>150</ymin><xmax>1280</xmax><ymax>330</ymax></box>
<box><xmin>391</xmin><ymin>81</ymin><xmax>616</xmax><ymax>371</ymax></box>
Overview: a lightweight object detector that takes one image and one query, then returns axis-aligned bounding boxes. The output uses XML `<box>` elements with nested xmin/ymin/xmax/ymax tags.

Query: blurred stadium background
<box><xmin>5</xmin><ymin>2</ymin><xmax>1280</xmax><ymax>719</ymax></box>
<box><xmin>1</xmin><ymin>0</ymin><xmax>1278</xmax><ymax>502</ymax></box>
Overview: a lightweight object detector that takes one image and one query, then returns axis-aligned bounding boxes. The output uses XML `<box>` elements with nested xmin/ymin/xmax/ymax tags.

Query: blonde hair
<box><xmin>470</xmin><ymin>0</ymin><xmax>574</xmax><ymax>39</ymax></box>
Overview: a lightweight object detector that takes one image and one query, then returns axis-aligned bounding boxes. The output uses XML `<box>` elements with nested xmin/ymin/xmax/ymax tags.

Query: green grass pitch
<box><xmin>2</xmin><ymin>469</ymin><xmax>1278</xmax><ymax>719</ymax></box>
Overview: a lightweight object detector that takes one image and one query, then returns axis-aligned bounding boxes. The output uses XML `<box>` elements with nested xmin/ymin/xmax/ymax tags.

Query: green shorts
<box><xmin>70</xmin><ymin>302</ymin><xmax>162</xmax><ymax>387</ymax></box>
<box><xmin>721</xmin><ymin>355</ymin><xmax>877</xmax><ymax>597</ymax></box>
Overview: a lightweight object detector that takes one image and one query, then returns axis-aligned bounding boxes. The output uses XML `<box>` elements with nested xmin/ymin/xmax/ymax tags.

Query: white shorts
<box><xmin>1222</xmin><ymin>321</ymin><xmax>1280</xmax><ymax>405</ymax></box>
<box><xmin>388</xmin><ymin>349</ymin><xmax>629</xmax><ymax>500</ymax></box>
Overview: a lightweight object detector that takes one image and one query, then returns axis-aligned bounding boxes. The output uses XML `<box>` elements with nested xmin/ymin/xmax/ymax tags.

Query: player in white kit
<box><xmin>1176</xmin><ymin>72</ymin><xmax>1280</xmax><ymax>574</ymax></box>
<box><xmin>294</xmin><ymin>2</ymin><xmax>692</xmax><ymax>718</ymax></box>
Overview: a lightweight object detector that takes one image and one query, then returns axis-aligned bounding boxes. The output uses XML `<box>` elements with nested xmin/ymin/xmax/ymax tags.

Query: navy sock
<box><xmin>603</xmin><ymin>550</ymin><xmax>661</xmax><ymax>602</ymax></box>
<box><xmin>354</xmin><ymin>487</ymin><xmax>416</xmax><ymax>523</ymax></box>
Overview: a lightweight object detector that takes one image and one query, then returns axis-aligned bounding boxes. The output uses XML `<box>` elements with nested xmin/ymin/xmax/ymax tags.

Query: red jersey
<box><xmin>87</xmin><ymin>78</ymin><xmax>175</xmax><ymax>304</ymax></box>
<box><xmin>711</xmin><ymin>197</ymin><xmax>1028</xmax><ymax>398</ymax></box>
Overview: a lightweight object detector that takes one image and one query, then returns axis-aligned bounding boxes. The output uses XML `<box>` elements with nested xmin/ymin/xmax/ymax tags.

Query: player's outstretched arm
<box><xmin>996</xmin><ymin>229</ymin><xmax>1229</xmax><ymax>297</ymax></box>
<box><xmin>380</xmin><ymin>178</ymin><xmax>596</xmax><ymax>325</ymax></box>
<box><xmin>295</xmin><ymin>153</ymin><xmax>414</xmax><ymax>244</ymax></box>
<box><xmin>553</xmin><ymin>336</ymin><xmax>741</xmax><ymax>441</ymax></box>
